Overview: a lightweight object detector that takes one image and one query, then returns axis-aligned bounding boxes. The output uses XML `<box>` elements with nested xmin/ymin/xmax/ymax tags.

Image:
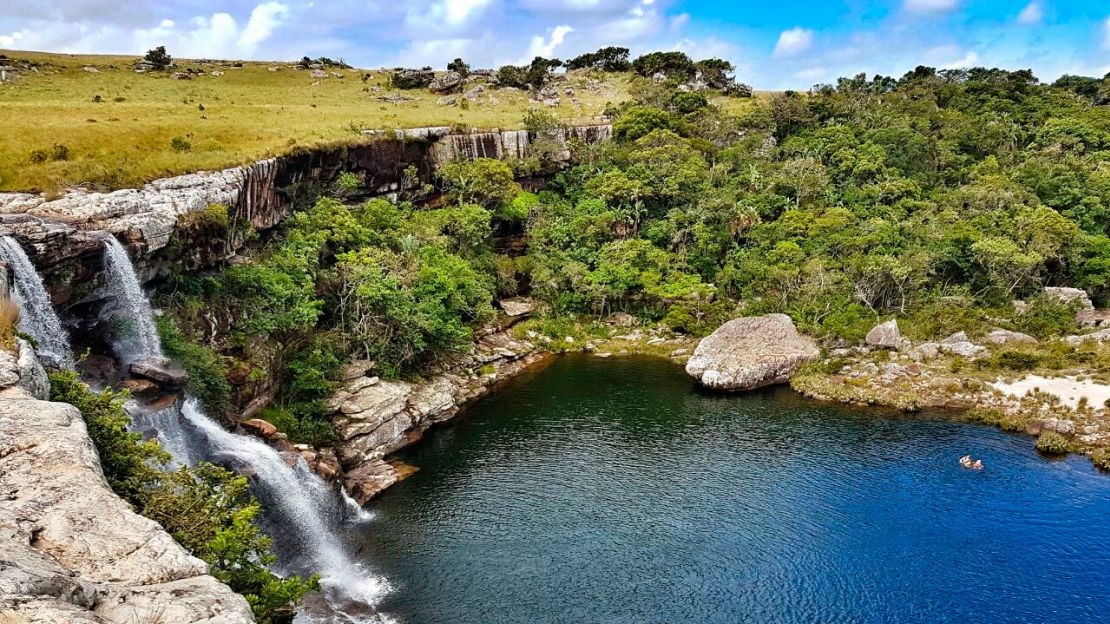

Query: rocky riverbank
<box><xmin>0</xmin><ymin>341</ymin><xmax>253</xmax><ymax>623</ymax></box>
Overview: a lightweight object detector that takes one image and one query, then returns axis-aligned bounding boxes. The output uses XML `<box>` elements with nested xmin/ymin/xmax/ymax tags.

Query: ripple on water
<box><xmin>336</xmin><ymin>355</ymin><xmax>1110</xmax><ymax>624</ymax></box>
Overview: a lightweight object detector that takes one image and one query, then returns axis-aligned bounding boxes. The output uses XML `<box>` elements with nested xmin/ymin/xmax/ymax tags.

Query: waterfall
<box><xmin>0</xmin><ymin>236</ymin><xmax>72</xmax><ymax>368</ymax></box>
<box><xmin>100</xmin><ymin>236</ymin><xmax>387</xmax><ymax>621</ymax></box>
<box><xmin>181</xmin><ymin>400</ymin><xmax>389</xmax><ymax>617</ymax></box>
<box><xmin>99</xmin><ymin>236</ymin><xmax>163</xmax><ymax>365</ymax></box>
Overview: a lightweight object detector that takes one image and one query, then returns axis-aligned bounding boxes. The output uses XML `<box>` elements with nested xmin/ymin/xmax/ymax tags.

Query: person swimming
<box><xmin>960</xmin><ymin>455</ymin><xmax>983</xmax><ymax>470</ymax></box>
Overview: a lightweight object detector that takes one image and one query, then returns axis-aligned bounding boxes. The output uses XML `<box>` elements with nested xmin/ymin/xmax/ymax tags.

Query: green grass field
<box><xmin>0</xmin><ymin>50</ymin><xmax>763</xmax><ymax>193</ymax></box>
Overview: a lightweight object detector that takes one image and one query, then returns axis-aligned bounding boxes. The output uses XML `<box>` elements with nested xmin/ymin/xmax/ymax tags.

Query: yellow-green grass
<box><xmin>0</xmin><ymin>50</ymin><xmax>763</xmax><ymax>193</ymax></box>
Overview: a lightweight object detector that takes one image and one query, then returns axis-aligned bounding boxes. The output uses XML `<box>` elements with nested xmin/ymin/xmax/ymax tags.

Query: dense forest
<box><xmin>159</xmin><ymin>61</ymin><xmax>1110</xmax><ymax>445</ymax></box>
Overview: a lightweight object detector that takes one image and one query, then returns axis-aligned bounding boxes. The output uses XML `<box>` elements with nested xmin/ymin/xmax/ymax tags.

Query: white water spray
<box><xmin>0</xmin><ymin>236</ymin><xmax>73</xmax><ymax>368</ymax></box>
<box><xmin>181</xmin><ymin>400</ymin><xmax>390</xmax><ymax>612</ymax></box>
<box><xmin>99</xmin><ymin>235</ymin><xmax>162</xmax><ymax>365</ymax></box>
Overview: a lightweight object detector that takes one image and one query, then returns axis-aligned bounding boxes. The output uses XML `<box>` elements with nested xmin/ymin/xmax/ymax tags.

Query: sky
<box><xmin>1</xmin><ymin>1</ymin><xmax>1108</xmax><ymax>89</ymax></box>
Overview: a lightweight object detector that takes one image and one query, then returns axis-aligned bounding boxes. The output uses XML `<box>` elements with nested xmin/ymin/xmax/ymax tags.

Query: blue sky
<box><xmin>1</xmin><ymin>1</ymin><xmax>1107</xmax><ymax>88</ymax></box>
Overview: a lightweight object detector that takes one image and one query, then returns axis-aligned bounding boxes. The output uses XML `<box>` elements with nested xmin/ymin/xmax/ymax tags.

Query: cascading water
<box><xmin>0</xmin><ymin>235</ymin><xmax>73</xmax><ymax>368</ymax></box>
<box><xmin>181</xmin><ymin>400</ymin><xmax>390</xmax><ymax>619</ymax></box>
<box><xmin>99</xmin><ymin>235</ymin><xmax>163</xmax><ymax>365</ymax></box>
<box><xmin>102</xmin><ymin>235</ymin><xmax>389</xmax><ymax>622</ymax></box>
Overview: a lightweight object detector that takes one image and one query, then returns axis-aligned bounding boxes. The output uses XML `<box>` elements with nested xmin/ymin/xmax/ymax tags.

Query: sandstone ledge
<box><xmin>0</xmin><ymin>393</ymin><xmax>254</xmax><ymax>623</ymax></box>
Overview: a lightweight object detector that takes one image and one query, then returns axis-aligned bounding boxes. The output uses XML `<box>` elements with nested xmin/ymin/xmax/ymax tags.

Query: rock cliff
<box><xmin>0</xmin><ymin>124</ymin><xmax>610</xmax><ymax>309</ymax></box>
<box><xmin>0</xmin><ymin>347</ymin><xmax>254</xmax><ymax>623</ymax></box>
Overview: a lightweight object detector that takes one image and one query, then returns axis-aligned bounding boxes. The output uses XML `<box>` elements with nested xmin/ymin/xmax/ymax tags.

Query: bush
<box><xmin>29</xmin><ymin>143</ymin><xmax>70</xmax><ymax>163</ymax></box>
<box><xmin>157</xmin><ymin>316</ymin><xmax>232</xmax><ymax>416</ymax></box>
<box><xmin>335</xmin><ymin>171</ymin><xmax>360</xmax><ymax>194</ymax></box>
<box><xmin>0</xmin><ymin>294</ymin><xmax>19</xmax><ymax>350</ymax></box>
<box><xmin>143</xmin><ymin>46</ymin><xmax>172</xmax><ymax>70</ymax></box>
<box><xmin>1035</xmin><ymin>430</ymin><xmax>1070</xmax><ymax>455</ymax></box>
<box><xmin>1091</xmin><ymin>448</ymin><xmax>1110</xmax><ymax>471</ymax></box>
<box><xmin>170</xmin><ymin>136</ymin><xmax>192</xmax><ymax>152</ymax></box>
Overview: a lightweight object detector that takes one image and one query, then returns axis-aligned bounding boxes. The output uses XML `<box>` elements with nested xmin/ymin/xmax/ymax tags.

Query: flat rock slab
<box><xmin>686</xmin><ymin>314</ymin><xmax>819</xmax><ymax>391</ymax></box>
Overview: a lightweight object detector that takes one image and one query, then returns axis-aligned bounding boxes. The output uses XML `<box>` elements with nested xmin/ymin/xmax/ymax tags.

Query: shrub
<box><xmin>143</xmin><ymin>46</ymin><xmax>172</xmax><ymax>70</ymax></box>
<box><xmin>1091</xmin><ymin>448</ymin><xmax>1110</xmax><ymax>471</ymax></box>
<box><xmin>1035</xmin><ymin>431</ymin><xmax>1070</xmax><ymax>455</ymax></box>
<box><xmin>156</xmin><ymin>316</ymin><xmax>232</xmax><ymax>416</ymax></box>
<box><xmin>335</xmin><ymin>171</ymin><xmax>360</xmax><ymax>194</ymax></box>
<box><xmin>29</xmin><ymin>143</ymin><xmax>70</xmax><ymax>163</ymax></box>
<box><xmin>446</xmin><ymin>57</ymin><xmax>470</xmax><ymax>78</ymax></box>
<box><xmin>672</xmin><ymin>92</ymin><xmax>709</xmax><ymax>114</ymax></box>
<box><xmin>170</xmin><ymin>136</ymin><xmax>192</xmax><ymax>152</ymax></box>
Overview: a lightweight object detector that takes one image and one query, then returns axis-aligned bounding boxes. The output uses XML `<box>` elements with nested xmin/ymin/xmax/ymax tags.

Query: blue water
<box><xmin>351</xmin><ymin>355</ymin><xmax>1110</xmax><ymax>624</ymax></box>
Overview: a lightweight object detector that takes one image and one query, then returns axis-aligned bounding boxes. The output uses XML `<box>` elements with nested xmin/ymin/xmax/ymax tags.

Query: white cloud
<box><xmin>241</xmin><ymin>2</ymin><xmax>289</xmax><ymax>49</ymax></box>
<box><xmin>942</xmin><ymin>50</ymin><xmax>979</xmax><ymax>69</ymax></box>
<box><xmin>0</xmin><ymin>30</ymin><xmax>27</xmax><ymax>47</ymax></box>
<box><xmin>903</xmin><ymin>0</ymin><xmax>959</xmax><ymax>14</ymax></box>
<box><xmin>1016</xmin><ymin>1</ymin><xmax>1042</xmax><ymax>25</ymax></box>
<box><xmin>773</xmin><ymin>27</ymin><xmax>813</xmax><ymax>59</ymax></box>
<box><xmin>669</xmin><ymin>13</ymin><xmax>689</xmax><ymax>32</ymax></box>
<box><xmin>527</xmin><ymin>24</ymin><xmax>574</xmax><ymax>59</ymax></box>
<box><xmin>130</xmin><ymin>2</ymin><xmax>289</xmax><ymax>59</ymax></box>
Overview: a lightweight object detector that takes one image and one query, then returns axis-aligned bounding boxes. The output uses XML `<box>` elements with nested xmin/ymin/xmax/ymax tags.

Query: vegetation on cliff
<box><xmin>48</xmin><ymin>370</ymin><xmax>318</xmax><ymax>623</ymax></box>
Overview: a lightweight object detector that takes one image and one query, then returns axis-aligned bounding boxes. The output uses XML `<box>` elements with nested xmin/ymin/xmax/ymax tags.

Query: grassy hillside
<box><xmin>0</xmin><ymin>50</ymin><xmax>760</xmax><ymax>192</ymax></box>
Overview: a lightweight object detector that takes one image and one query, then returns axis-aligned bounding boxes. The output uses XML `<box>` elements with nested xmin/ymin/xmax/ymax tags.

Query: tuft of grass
<box><xmin>0</xmin><ymin>294</ymin><xmax>20</xmax><ymax>350</ymax></box>
<box><xmin>1035</xmin><ymin>431</ymin><xmax>1071</xmax><ymax>455</ymax></box>
<box><xmin>1091</xmin><ymin>448</ymin><xmax>1110</xmax><ymax>471</ymax></box>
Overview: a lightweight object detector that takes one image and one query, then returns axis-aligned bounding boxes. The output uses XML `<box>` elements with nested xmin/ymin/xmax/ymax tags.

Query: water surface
<box><xmin>352</xmin><ymin>355</ymin><xmax>1110</xmax><ymax>624</ymax></box>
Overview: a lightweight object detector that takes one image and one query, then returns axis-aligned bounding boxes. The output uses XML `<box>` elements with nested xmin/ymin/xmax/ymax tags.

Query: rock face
<box><xmin>0</xmin><ymin>338</ymin><xmax>50</xmax><ymax>400</ymax></box>
<box><xmin>0</xmin><ymin>381</ymin><xmax>254</xmax><ymax>622</ymax></box>
<box><xmin>0</xmin><ymin>124</ymin><xmax>613</xmax><ymax>307</ymax></box>
<box><xmin>1044</xmin><ymin>287</ymin><xmax>1094</xmax><ymax>310</ymax></box>
<box><xmin>685</xmin><ymin>314</ymin><xmax>820</xmax><ymax>391</ymax></box>
<box><xmin>428</xmin><ymin>71</ymin><xmax>463</xmax><ymax>93</ymax></box>
<box><xmin>329</xmin><ymin>330</ymin><xmax>545</xmax><ymax>503</ymax></box>
<box><xmin>865</xmin><ymin>319</ymin><xmax>900</xmax><ymax>349</ymax></box>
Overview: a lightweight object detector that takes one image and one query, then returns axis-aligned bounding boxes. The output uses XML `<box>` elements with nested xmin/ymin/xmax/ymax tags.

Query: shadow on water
<box><xmin>349</xmin><ymin>354</ymin><xmax>1110</xmax><ymax>624</ymax></box>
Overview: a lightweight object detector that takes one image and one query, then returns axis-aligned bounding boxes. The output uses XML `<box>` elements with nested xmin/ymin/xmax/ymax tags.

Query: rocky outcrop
<box><xmin>0</xmin><ymin>338</ymin><xmax>50</xmax><ymax>400</ymax></box>
<box><xmin>685</xmin><ymin>314</ymin><xmax>820</xmax><ymax>391</ymax></box>
<box><xmin>327</xmin><ymin>330</ymin><xmax>545</xmax><ymax>504</ymax></box>
<box><xmin>937</xmin><ymin>331</ymin><xmax>986</xmax><ymax>358</ymax></box>
<box><xmin>865</xmin><ymin>319</ymin><xmax>900</xmax><ymax>349</ymax></box>
<box><xmin>982</xmin><ymin>328</ymin><xmax>1037</xmax><ymax>345</ymax></box>
<box><xmin>1044</xmin><ymin>286</ymin><xmax>1094</xmax><ymax>311</ymax></box>
<box><xmin>0</xmin><ymin>372</ymin><xmax>254</xmax><ymax>622</ymax></box>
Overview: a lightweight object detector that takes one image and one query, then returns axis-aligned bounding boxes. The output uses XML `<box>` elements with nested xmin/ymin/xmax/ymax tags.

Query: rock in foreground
<box><xmin>686</xmin><ymin>314</ymin><xmax>820</xmax><ymax>391</ymax></box>
<box><xmin>0</xmin><ymin>392</ymin><xmax>253</xmax><ymax>623</ymax></box>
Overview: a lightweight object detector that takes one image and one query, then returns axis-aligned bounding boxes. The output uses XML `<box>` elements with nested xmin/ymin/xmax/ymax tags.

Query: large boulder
<box><xmin>429</xmin><ymin>71</ymin><xmax>463</xmax><ymax>93</ymax></box>
<box><xmin>865</xmin><ymin>319</ymin><xmax>900</xmax><ymax>349</ymax></box>
<box><xmin>685</xmin><ymin>314</ymin><xmax>820</xmax><ymax>391</ymax></box>
<box><xmin>129</xmin><ymin>357</ymin><xmax>189</xmax><ymax>389</ymax></box>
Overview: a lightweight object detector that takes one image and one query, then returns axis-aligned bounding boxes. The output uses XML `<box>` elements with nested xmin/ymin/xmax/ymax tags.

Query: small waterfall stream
<box><xmin>0</xmin><ymin>235</ymin><xmax>73</xmax><ymax>368</ymax></box>
<box><xmin>98</xmin><ymin>236</ymin><xmax>389</xmax><ymax>622</ymax></box>
<box><xmin>99</xmin><ymin>235</ymin><xmax>163</xmax><ymax>365</ymax></box>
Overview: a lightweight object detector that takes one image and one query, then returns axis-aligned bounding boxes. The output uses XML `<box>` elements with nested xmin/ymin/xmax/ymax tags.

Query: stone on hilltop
<box><xmin>685</xmin><ymin>314</ymin><xmax>819</xmax><ymax>391</ymax></box>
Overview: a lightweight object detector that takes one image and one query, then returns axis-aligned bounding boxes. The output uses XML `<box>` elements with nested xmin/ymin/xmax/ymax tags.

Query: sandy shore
<box><xmin>991</xmin><ymin>375</ymin><xmax>1110</xmax><ymax>410</ymax></box>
